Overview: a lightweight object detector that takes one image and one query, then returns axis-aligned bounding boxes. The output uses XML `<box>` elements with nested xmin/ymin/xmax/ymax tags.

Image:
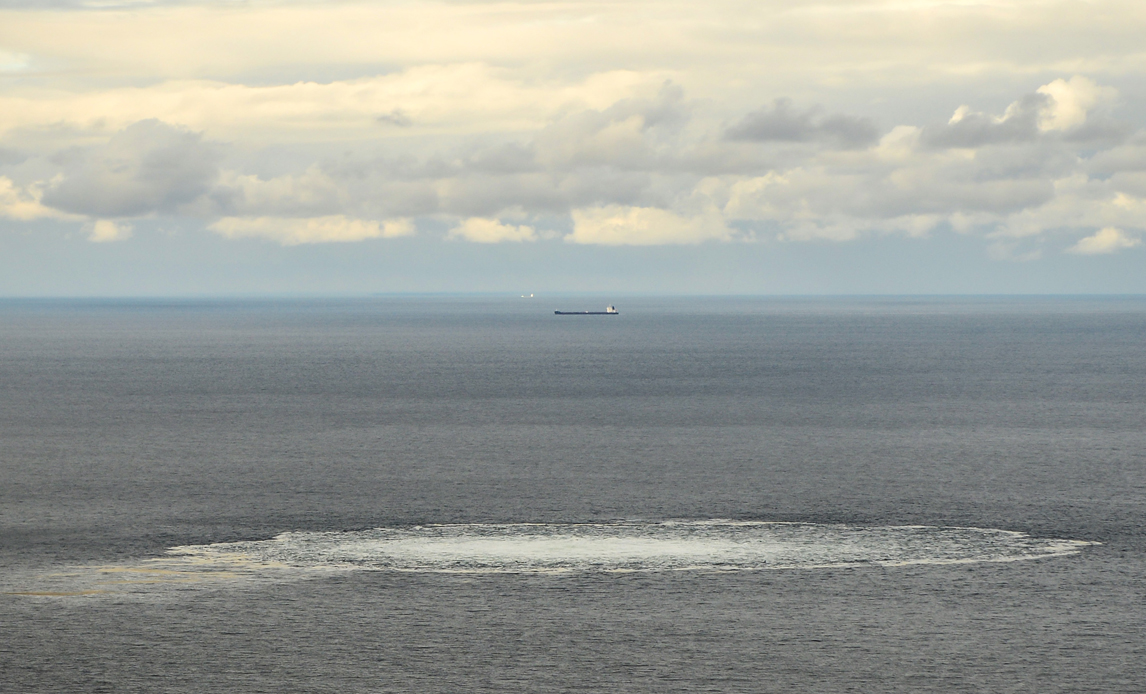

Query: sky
<box><xmin>1</xmin><ymin>0</ymin><xmax>1145</xmax><ymax>295</ymax></box>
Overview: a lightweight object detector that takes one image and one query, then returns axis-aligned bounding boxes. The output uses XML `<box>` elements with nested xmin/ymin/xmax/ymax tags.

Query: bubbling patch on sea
<box><xmin>176</xmin><ymin>521</ymin><xmax>1093</xmax><ymax>573</ymax></box>
<box><xmin>6</xmin><ymin>521</ymin><xmax>1097</xmax><ymax>598</ymax></box>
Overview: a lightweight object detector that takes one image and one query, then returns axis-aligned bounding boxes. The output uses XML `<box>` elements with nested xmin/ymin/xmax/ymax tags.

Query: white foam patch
<box><xmin>5</xmin><ymin>521</ymin><xmax>1097</xmax><ymax>598</ymax></box>
<box><xmin>175</xmin><ymin>521</ymin><xmax>1094</xmax><ymax>573</ymax></box>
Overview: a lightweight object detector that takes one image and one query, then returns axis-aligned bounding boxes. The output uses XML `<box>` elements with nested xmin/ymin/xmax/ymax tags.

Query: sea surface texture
<box><xmin>1</xmin><ymin>296</ymin><xmax>1143</xmax><ymax>692</ymax></box>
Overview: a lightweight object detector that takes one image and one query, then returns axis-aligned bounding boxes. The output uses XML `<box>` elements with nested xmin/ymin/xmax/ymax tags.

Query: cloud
<box><xmin>5</xmin><ymin>70</ymin><xmax>1144</xmax><ymax>256</ymax></box>
<box><xmin>210</xmin><ymin>168</ymin><xmax>344</xmax><ymax>218</ymax></box>
<box><xmin>85</xmin><ymin>219</ymin><xmax>131</xmax><ymax>243</ymax></box>
<box><xmin>724</xmin><ymin>99</ymin><xmax>880</xmax><ymax>149</ymax></box>
<box><xmin>922</xmin><ymin>94</ymin><xmax>1048</xmax><ymax>148</ymax></box>
<box><xmin>533</xmin><ymin>83</ymin><xmax>687</xmax><ymax>170</ymax></box>
<box><xmin>719</xmin><ymin>150</ymin><xmax>1055</xmax><ymax>231</ymax></box>
<box><xmin>1037</xmin><ymin>76</ymin><xmax>1117</xmax><ymax>132</ymax></box>
<box><xmin>566</xmin><ymin>206</ymin><xmax>731</xmax><ymax>245</ymax></box>
<box><xmin>448</xmin><ymin>217</ymin><xmax>536</xmax><ymax>243</ymax></box>
<box><xmin>0</xmin><ymin>146</ymin><xmax>25</xmax><ymax>165</ymax></box>
<box><xmin>0</xmin><ymin>176</ymin><xmax>67</xmax><ymax>220</ymax></box>
<box><xmin>209</xmin><ymin>215</ymin><xmax>415</xmax><ymax>245</ymax></box>
<box><xmin>40</xmin><ymin>120</ymin><xmax>219</xmax><ymax>217</ymax></box>
<box><xmin>923</xmin><ymin>77</ymin><xmax>1119</xmax><ymax>149</ymax></box>
<box><xmin>0</xmin><ymin>67</ymin><xmax>664</xmax><ymax>145</ymax></box>
<box><xmin>8</xmin><ymin>0</ymin><xmax>1144</xmax><ymax>103</ymax></box>
<box><xmin>989</xmin><ymin>175</ymin><xmax>1146</xmax><ymax>241</ymax></box>
<box><xmin>376</xmin><ymin>109</ymin><xmax>413</xmax><ymax>128</ymax></box>
<box><xmin>1068</xmin><ymin>227</ymin><xmax>1141</xmax><ymax>255</ymax></box>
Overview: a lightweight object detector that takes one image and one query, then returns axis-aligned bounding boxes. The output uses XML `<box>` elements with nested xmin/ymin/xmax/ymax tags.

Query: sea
<box><xmin>1</xmin><ymin>296</ymin><xmax>1143</xmax><ymax>693</ymax></box>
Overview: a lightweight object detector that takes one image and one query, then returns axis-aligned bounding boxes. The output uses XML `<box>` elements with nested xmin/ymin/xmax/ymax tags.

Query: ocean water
<box><xmin>1</xmin><ymin>296</ymin><xmax>1144</xmax><ymax>692</ymax></box>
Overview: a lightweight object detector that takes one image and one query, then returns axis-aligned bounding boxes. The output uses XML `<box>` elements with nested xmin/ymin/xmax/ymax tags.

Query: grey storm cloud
<box><xmin>921</xmin><ymin>93</ymin><xmax>1047</xmax><ymax>148</ymax></box>
<box><xmin>723</xmin><ymin>99</ymin><xmax>881</xmax><ymax>149</ymax></box>
<box><xmin>41</xmin><ymin>119</ymin><xmax>220</xmax><ymax>218</ymax></box>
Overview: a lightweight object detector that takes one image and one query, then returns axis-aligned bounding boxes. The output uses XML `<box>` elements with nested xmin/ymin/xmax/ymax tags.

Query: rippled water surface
<box><xmin>2</xmin><ymin>297</ymin><xmax>1144</xmax><ymax>692</ymax></box>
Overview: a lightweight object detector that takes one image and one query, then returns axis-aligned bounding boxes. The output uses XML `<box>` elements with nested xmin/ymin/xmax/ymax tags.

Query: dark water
<box><xmin>2</xmin><ymin>296</ymin><xmax>1144</xmax><ymax>692</ymax></box>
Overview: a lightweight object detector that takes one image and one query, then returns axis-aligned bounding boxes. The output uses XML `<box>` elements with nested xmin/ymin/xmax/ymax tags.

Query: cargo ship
<box><xmin>555</xmin><ymin>305</ymin><xmax>619</xmax><ymax>315</ymax></box>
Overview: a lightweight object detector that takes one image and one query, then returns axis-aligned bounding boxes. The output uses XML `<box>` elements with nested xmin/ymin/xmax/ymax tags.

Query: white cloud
<box><xmin>3</xmin><ymin>1</ymin><xmax>1144</xmax><ymax>156</ymax></box>
<box><xmin>209</xmin><ymin>216</ymin><xmax>414</xmax><ymax>245</ymax></box>
<box><xmin>993</xmin><ymin>177</ymin><xmax>1146</xmax><ymax>241</ymax></box>
<box><xmin>0</xmin><ymin>176</ymin><xmax>67</xmax><ymax>220</ymax></box>
<box><xmin>213</xmin><ymin>168</ymin><xmax>344</xmax><ymax>218</ymax></box>
<box><xmin>448</xmin><ymin>217</ymin><xmax>536</xmax><ymax>243</ymax></box>
<box><xmin>5</xmin><ymin>0</ymin><xmax>1146</xmax><ymax>99</ymax></box>
<box><xmin>1036</xmin><ymin>76</ymin><xmax>1116</xmax><ymax>132</ymax></box>
<box><xmin>86</xmin><ymin>219</ymin><xmax>132</xmax><ymax>243</ymax></box>
<box><xmin>1068</xmin><ymin>227</ymin><xmax>1141</xmax><ymax>255</ymax></box>
<box><xmin>567</xmin><ymin>206</ymin><xmax>731</xmax><ymax>245</ymax></box>
<box><xmin>0</xmin><ymin>67</ymin><xmax>665</xmax><ymax>145</ymax></box>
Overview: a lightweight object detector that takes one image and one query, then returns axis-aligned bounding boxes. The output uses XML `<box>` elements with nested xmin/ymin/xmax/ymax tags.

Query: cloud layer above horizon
<box><xmin>2</xmin><ymin>0</ymin><xmax>1146</xmax><ymax>270</ymax></box>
